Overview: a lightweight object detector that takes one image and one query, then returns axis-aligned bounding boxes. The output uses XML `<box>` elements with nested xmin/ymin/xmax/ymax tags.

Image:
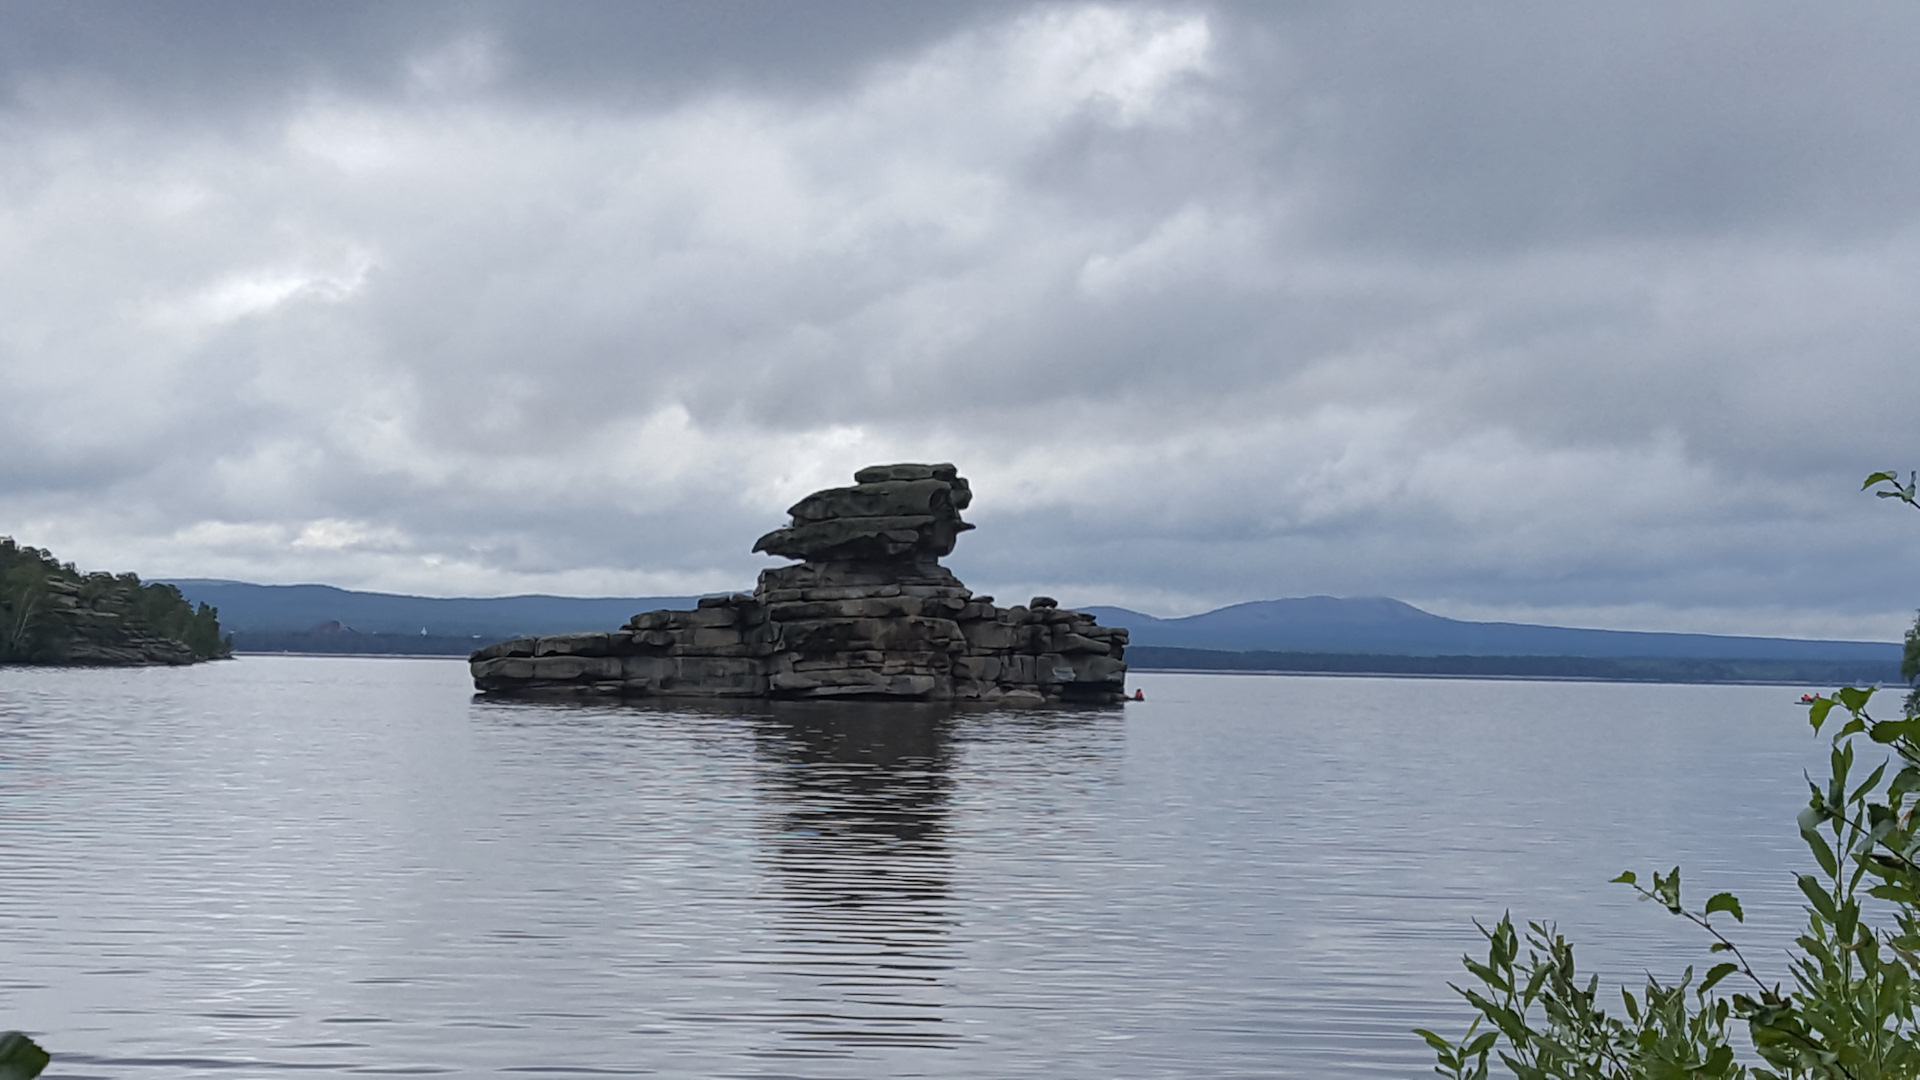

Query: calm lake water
<box><xmin>0</xmin><ymin>657</ymin><xmax>1837</xmax><ymax>1077</ymax></box>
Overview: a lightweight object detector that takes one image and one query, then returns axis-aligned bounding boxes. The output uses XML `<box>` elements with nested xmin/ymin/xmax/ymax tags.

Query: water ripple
<box><xmin>1</xmin><ymin>659</ymin><xmax>1823</xmax><ymax>1077</ymax></box>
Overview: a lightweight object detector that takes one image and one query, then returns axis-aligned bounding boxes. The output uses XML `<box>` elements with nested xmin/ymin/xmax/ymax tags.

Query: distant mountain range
<box><xmin>169</xmin><ymin>581</ymin><xmax>1901</xmax><ymax>676</ymax></box>
<box><xmin>166</xmin><ymin>580</ymin><xmax>698</xmax><ymax>645</ymax></box>
<box><xmin>1079</xmin><ymin>595</ymin><xmax>1897</xmax><ymax>662</ymax></box>
<box><xmin>1085</xmin><ymin>596</ymin><xmax>1901</xmax><ymax>685</ymax></box>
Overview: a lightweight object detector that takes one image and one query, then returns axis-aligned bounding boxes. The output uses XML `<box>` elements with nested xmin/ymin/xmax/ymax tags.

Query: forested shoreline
<box><xmin>1</xmin><ymin>538</ymin><xmax>229</xmax><ymax>665</ymax></box>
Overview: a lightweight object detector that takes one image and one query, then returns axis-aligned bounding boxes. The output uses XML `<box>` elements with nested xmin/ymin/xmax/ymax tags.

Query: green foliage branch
<box><xmin>1419</xmin><ymin>473</ymin><xmax>1920</xmax><ymax>1079</ymax></box>
<box><xmin>1863</xmin><ymin>472</ymin><xmax>1920</xmax><ymax>754</ymax></box>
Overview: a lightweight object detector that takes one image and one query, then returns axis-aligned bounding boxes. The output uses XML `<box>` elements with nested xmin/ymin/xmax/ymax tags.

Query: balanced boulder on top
<box><xmin>751</xmin><ymin>464</ymin><xmax>973</xmax><ymax>566</ymax></box>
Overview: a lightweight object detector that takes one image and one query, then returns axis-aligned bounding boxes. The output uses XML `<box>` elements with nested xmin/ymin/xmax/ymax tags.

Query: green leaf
<box><xmin>1612</xmin><ymin>870</ymin><xmax>1637</xmax><ymax>886</ymax></box>
<box><xmin>1655</xmin><ymin>865</ymin><xmax>1683</xmax><ymax>913</ymax></box>
<box><xmin>1797</xmin><ymin>874</ymin><xmax>1840</xmax><ymax>922</ymax></box>
<box><xmin>1866</xmin><ymin>471</ymin><xmax>1901</xmax><ymax>488</ymax></box>
<box><xmin>1835</xmin><ymin>897</ymin><xmax>1859</xmax><ymax>945</ymax></box>
<box><xmin>1868</xmin><ymin>883</ymin><xmax>1920</xmax><ymax>905</ymax></box>
<box><xmin>1499</xmin><ymin>1053</ymin><xmax>1545</xmax><ymax>1080</ymax></box>
<box><xmin>1701</xmin><ymin>961</ymin><xmax>1740</xmax><ymax>995</ymax></box>
<box><xmin>1800</xmin><ymin>825</ymin><xmax>1839</xmax><ymax>878</ymax></box>
<box><xmin>1853</xmin><ymin>760</ymin><xmax>1890</xmax><ymax>800</ymax></box>
<box><xmin>1888</xmin><ymin>766</ymin><xmax>1920</xmax><ymax>799</ymax></box>
<box><xmin>1463</xmin><ymin>959</ymin><xmax>1510</xmax><ymax>992</ymax></box>
<box><xmin>1413</xmin><ymin>1027</ymin><xmax>1454</xmax><ymax>1053</ymax></box>
<box><xmin>1870</xmin><ymin>718</ymin><xmax>1920</xmax><ymax>745</ymax></box>
<box><xmin>1465</xmin><ymin>992</ymin><xmax>1530</xmax><ymax>1042</ymax></box>
<box><xmin>1809</xmin><ymin>696</ymin><xmax>1837</xmax><ymax>732</ymax></box>
<box><xmin>1838</xmin><ymin>685</ymin><xmax>1876</xmax><ymax>712</ymax></box>
<box><xmin>1705</xmin><ymin>892</ymin><xmax>1745</xmax><ymax>923</ymax></box>
<box><xmin>0</xmin><ymin>1032</ymin><xmax>49</xmax><ymax>1080</ymax></box>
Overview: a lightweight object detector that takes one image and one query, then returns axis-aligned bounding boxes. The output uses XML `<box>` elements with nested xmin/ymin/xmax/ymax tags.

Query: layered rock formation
<box><xmin>470</xmin><ymin>464</ymin><xmax>1128</xmax><ymax>703</ymax></box>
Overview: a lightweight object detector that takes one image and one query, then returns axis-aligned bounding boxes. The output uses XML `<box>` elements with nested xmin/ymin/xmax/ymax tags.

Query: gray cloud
<box><xmin>0</xmin><ymin>1</ymin><xmax>1018</xmax><ymax>117</ymax></box>
<box><xmin>3</xmin><ymin>2</ymin><xmax>1918</xmax><ymax>640</ymax></box>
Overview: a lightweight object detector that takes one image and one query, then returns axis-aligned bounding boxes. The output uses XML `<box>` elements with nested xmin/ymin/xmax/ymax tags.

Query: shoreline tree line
<box><xmin>0</xmin><ymin>537</ymin><xmax>229</xmax><ymax>665</ymax></box>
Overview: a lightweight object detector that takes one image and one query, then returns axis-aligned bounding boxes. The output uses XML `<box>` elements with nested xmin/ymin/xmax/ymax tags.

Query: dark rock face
<box><xmin>752</xmin><ymin>463</ymin><xmax>973</xmax><ymax>569</ymax></box>
<box><xmin>471</xmin><ymin>464</ymin><xmax>1127</xmax><ymax>704</ymax></box>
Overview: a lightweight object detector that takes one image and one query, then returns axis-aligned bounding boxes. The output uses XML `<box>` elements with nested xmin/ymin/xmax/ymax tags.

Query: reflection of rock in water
<box><xmin>748</xmin><ymin>702</ymin><xmax>961</xmax><ymax>1053</ymax></box>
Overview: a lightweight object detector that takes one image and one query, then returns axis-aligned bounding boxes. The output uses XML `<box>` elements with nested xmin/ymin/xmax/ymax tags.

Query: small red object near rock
<box><xmin>1133</xmin><ymin>689</ymin><xmax>1145</xmax><ymax>701</ymax></box>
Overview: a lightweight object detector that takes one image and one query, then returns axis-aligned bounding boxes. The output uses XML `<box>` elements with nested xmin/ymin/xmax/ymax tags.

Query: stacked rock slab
<box><xmin>470</xmin><ymin>463</ymin><xmax>1128</xmax><ymax>703</ymax></box>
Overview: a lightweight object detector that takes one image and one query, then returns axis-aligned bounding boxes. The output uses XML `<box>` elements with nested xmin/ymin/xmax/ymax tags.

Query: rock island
<box><xmin>469</xmin><ymin>464</ymin><xmax>1128</xmax><ymax>702</ymax></box>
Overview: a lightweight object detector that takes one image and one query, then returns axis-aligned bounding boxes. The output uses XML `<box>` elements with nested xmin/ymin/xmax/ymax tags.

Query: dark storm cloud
<box><xmin>1218</xmin><ymin>3</ymin><xmax>1920</xmax><ymax>247</ymax></box>
<box><xmin>0</xmin><ymin>1</ymin><xmax>1017</xmax><ymax>112</ymax></box>
<box><xmin>2</xmin><ymin>2</ymin><xmax>1917</xmax><ymax>638</ymax></box>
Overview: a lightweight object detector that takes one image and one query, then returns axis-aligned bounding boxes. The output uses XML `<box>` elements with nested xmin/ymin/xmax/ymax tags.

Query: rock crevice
<box><xmin>471</xmin><ymin>464</ymin><xmax>1127</xmax><ymax>703</ymax></box>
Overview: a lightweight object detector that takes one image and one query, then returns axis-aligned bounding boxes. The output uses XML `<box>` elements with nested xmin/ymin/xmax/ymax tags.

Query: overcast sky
<box><xmin>3</xmin><ymin>1</ymin><xmax>1919</xmax><ymax>638</ymax></box>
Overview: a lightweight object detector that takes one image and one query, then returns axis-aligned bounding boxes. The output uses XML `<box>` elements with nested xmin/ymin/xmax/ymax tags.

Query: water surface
<box><xmin>0</xmin><ymin>658</ymin><xmax>1832</xmax><ymax>1077</ymax></box>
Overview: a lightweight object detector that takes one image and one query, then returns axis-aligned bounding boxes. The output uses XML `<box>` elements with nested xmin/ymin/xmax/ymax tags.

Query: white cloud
<box><xmin>1003</xmin><ymin>5</ymin><xmax>1212</xmax><ymax>126</ymax></box>
<box><xmin>290</xmin><ymin>518</ymin><xmax>406</xmax><ymax>552</ymax></box>
<box><xmin>153</xmin><ymin>254</ymin><xmax>374</xmax><ymax>332</ymax></box>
